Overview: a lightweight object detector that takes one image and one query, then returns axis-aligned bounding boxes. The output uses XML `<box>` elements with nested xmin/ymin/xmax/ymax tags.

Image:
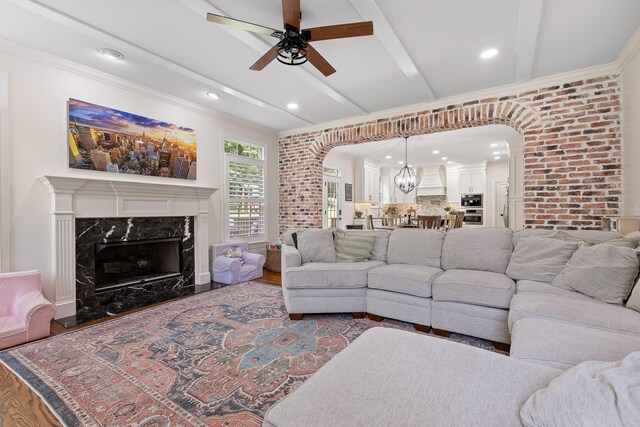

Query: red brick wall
<box><xmin>279</xmin><ymin>74</ymin><xmax>621</xmax><ymax>233</ymax></box>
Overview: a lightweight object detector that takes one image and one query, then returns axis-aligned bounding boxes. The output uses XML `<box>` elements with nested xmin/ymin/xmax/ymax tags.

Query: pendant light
<box><xmin>394</xmin><ymin>136</ymin><xmax>420</xmax><ymax>194</ymax></box>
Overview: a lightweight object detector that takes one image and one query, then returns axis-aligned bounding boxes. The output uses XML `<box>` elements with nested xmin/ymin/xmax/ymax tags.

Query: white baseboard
<box><xmin>54</xmin><ymin>300</ymin><xmax>75</xmax><ymax>319</ymax></box>
<box><xmin>197</xmin><ymin>272</ymin><xmax>211</xmax><ymax>285</ymax></box>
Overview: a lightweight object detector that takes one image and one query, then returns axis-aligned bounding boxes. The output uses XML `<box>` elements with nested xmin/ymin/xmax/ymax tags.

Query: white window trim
<box><xmin>222</xmin><ymin>135</ymin><xmax>269</xmax><ymax>243</ymax></box>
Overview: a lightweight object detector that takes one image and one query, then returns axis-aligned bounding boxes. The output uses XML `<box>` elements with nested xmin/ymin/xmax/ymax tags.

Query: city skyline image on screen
<box><xmin>68</xmin><ymin>98</ymin><xmax>197</xmax><ymax>180</ymax></box>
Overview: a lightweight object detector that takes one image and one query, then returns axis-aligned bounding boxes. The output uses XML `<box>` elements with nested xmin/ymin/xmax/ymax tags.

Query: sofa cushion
<box><xmin>432</xmin><ymin>269</ymin><xmax>515</xmax><ymax>309</ymax></box>
<box><xmin>508</xmin><ymin>293</ymin><xmax>640</xmax><ymax>335</ymax></box>
<box><xmin>551</xmin><ymin>244</ymin><xmax>639</xmax><ymax>304</ymax></box>
<box><xmin>441</xmin><ymin>228</ymin><xmax>513</xmax><ymax>274</ymax></box>
<box><xmin>520</xmin><ymin>352</ymin><xmax>640</xmax><ymax>427</ymax></box>
<box><xmin>511</xmin><ymin>318</ymin><xmax>640</xmax><ymax>370</ymax></box>
<box><xmin>515</xmin><ymin>280</ymin><xmax>595</xmax><ymax>301</ymax></box>
<box><xmin>367</xmin><ymin>264</ymin><xmax>442</xmax><ymax>298</ymax></box>
<box><xmin>296</xmin><ymin>229</ymin><xmax>336</xmax><ymax>264</ymax></box>
<box><xmin>334</xmin><ymin>230</ymin><xmax>377</xmax><ymax>262</ymax></box>
<box><xmin>347</xmin><ymin>230</ymin><xmax>391</xmax><ymax>262</ymax></box>
<box><xmin>386</xmin><ymin>229</ymin><xmax>444</xmax><ymax>268</ymax></box>
<box><xmin>263</xmin><ymin>328</ymin><xmax>561</xmax><ymax>427</ymax></box>
<box><xmin>506</xmin><ymin>237</ymin><xmax>579</xmax><ymax>283</ymax></box>
<box><xmin>284</xmin><ymin>261</ymin><xmax>385</xmax><ymax>289</ymax></box>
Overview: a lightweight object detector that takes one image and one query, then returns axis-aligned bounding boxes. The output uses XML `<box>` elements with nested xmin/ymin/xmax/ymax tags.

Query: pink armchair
<box><xmin>0</xmin><ymin>270</ymin><xmax>55</xmax><ymax>350</ymax></box>
<box><xmin>211</xmin><ymin>242</ymin><xmax>266</xmax><ymax>284</ymax></box>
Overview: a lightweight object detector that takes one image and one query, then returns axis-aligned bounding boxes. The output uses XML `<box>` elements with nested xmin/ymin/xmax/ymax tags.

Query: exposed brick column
<box><xmin>279</xmin><ymin>74</ymin><xmax>621</xmax><ymax>233</ymax></box>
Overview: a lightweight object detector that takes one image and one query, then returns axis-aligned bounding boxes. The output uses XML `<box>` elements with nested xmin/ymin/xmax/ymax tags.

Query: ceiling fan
<box><xmin>206</xmin><ymin>0</ymin><xmax>374</xmax><ymax>77</ymax></box>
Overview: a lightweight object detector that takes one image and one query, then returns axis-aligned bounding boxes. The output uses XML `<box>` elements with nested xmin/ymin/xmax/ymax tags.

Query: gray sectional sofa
<box><xmin>281</xmin><ymin>226</ymin><xmax>640</xmax><ymax>353</ymax></box>
<box><xmin>265</xmin><ymin>227</ymin><xmax>640</xmax><ymax>426</ymax></box>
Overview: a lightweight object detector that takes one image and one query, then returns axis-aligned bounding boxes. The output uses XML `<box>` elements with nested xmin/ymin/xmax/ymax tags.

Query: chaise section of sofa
<box><xmin>262</xmin><ymin>328</ymin><xmax>562</xmax><ymax>427</ymax></box>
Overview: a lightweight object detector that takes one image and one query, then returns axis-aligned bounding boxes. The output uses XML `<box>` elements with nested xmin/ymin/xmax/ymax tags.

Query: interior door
<box><xmin>324</xmin><ymin>176</ymin><xmax>341</xmax><ymax>229</ymax></box>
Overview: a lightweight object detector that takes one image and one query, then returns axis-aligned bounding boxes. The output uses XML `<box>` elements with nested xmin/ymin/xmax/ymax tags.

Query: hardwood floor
<box><xmin>0</xmin><ymin>364</ymin><xmax>63</xmax><ymax>427</ymax></box>
<box><xmin>1</xmin><ymin>270</ymin><xmax>282</xmax><ymax>425</ymax></box>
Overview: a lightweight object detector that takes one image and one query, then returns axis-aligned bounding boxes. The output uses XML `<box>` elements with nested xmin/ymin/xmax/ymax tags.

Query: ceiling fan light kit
<box><xmin>206</xmin><ymin>0</ymin><xmax>373</xmax><ymax>76</ymax></box>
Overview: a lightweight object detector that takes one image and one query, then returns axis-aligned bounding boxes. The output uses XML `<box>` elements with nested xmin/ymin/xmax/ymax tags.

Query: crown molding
<box><xmin>279</xmin><ymin>62</ymin><xmax>621</xmax><ymax>137</ymax></box>
<box><xmin>616</xmin><ymin>26</ymin><xmax>640</xmax><ymax>71</ymax></box>
<box><xmin>0</xmin><ymin>39</ymin><xmax>280</xmax><ymax>137</ymax></box>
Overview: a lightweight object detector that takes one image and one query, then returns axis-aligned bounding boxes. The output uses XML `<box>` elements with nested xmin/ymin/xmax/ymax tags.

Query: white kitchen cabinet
<box><xmin>458</xmin><ymin>163</ymin><xmax>486</xmax><ymax>194</ymax></box>
<box><xmin>354</xmin><ymin>158</ymin><xmax>381</xmax><ymax>203</ymax></box>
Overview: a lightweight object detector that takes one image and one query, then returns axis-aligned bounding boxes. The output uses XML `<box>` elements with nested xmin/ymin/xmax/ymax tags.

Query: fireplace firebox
<box><xmin>95</xmin><ymin>238</ymin><xmax>183</xmax><ymax>292</ymax></box>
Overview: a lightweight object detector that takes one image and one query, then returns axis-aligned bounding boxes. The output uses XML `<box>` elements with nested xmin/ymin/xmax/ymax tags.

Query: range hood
<box><xmin>417</xmin><ymin>165</ymin><xmax>446</xmax><ymax>196</ymax></box>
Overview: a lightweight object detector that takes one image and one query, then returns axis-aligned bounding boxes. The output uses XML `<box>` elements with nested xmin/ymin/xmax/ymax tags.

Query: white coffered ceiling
<box><xmin>0</xmin><ymin>0</ymin><xmax>638</xmax><ymax>131</ymax></box>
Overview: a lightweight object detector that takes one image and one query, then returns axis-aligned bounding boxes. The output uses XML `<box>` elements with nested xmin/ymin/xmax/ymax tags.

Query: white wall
<box><xmin>484</xmin><ymin>161</ymin><xmax>509</xmax><ymax>227</ymax></box>
<box><xmin>323</xmin><ymin>149</ymin><xmax>355</xmax><ymax>229</ymax></box>
<box><xmin>0</xmin><ymin>48</ymin><xmax>279</xmax><ymax>300</ymax></box>
<box><xmin>622</xmin><ymin>44</ymin><xmax>640</xmax><ymax>217</ymax></box>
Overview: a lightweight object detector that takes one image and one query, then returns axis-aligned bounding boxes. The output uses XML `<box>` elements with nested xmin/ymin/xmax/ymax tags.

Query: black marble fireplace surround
<box><xmin>68</xmin><ymin>216</ymin><xmax>196</xmax><ymax>325</ymax></box>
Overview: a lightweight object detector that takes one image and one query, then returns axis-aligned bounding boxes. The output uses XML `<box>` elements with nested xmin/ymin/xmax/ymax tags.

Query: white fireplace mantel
<box><xmin>40</xmin><ymin>175</ymin><xmax>217</xmax><ymax>318</ymax></box>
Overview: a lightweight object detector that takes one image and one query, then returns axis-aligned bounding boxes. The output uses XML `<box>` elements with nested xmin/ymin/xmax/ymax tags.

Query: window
<box><xmin>224</xmin><ymin>139</ymin><xmax>266</xmax><ymax>240</ymax></box>
<box><xmin>323</xmin><ymin>166</ymin><xmax>341</xmax><ymax>177</ymax></box>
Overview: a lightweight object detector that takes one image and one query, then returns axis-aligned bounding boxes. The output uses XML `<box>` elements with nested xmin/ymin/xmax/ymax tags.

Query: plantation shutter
<box><xmin>228</xmin><ymin>158</ymin><xmax>266</xmax><ymax>239</ymax></box>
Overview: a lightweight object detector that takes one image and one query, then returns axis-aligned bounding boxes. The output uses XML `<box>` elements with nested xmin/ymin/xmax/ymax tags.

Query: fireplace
<box><xmin>73</xmin><ymin>216</ymin><xmax>196</xmax><ymax>324</ymax></box>
<box><xmin>95</xmin><ymin>237</ymin><xmax>183</xmax><ymax>292</ymax></box>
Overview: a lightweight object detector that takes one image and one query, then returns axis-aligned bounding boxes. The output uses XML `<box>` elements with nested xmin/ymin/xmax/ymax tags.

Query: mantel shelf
<box><xmin>39</xmin><ymin>175</ymin><xmax>217</xmax><ymax>199</ymax></box>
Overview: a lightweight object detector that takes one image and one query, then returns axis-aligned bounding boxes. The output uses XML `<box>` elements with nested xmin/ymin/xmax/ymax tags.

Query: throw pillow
<box><xmin>520</xmin><ymin>352</ymin><xmax>640</xmax><ymax>427</ymax></box>
<box><xmin>551</xmin><ymin>244</ymin><xmax>639</xmax><ymax>304</ymax></box>
<box><xmin>226</xmin><ymin>247</ymin><xmax>244</xmax><ymax>265</ymax></box>
<box><xmin>296</xmin><ymin>229</ymin><xmax>336</xmax><ymax>264</ymax></box>
<box><xmin>564</xmin><ymin>235</ymin><xmax>640</xmax><ymax>249</ymax></box>
<box><xmin>334</xmin><ymin>229</ymin><xmax>377</xmax><ymax>262</ymax></box>
<box><xmin>626</xmin><ymin>277</ymin><xmax>640</xmax><ymax>312</ymax></box>
<box><xmin>506</xmin><ymin>237</ymin><xmax>579</xmax><ymax>283</ymax></box>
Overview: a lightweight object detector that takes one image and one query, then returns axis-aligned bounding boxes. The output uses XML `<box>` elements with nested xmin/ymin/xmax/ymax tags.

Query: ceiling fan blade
<box><xmin>207</xmin><ymin>13</ymin><xmax>282</xmax><ymax>37</ymax></box>
<box><xmin>306</xmin><ymin>44</ymin><xmax>336</xmax><ymax>77</ymax></box>
<box><xmin>249</xmin><ymin>46</ymin><xmax>279</xmax><ymax>71</ymax></box>
<box><xmin>282</xmin><ymin>0</ymin><xmax>301</xmax><ymax>30</ymax></box>
<box><xmin>302</xmin><ymin>21</ymin><xmax>374</xmax><ymax>42</ymax></box>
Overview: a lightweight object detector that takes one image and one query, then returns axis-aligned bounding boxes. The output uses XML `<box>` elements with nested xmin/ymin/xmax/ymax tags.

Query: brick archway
<box><xmin>279</xmin><ymin>75</ymin><xmax>622</xmax><ymax>233</ymax></box>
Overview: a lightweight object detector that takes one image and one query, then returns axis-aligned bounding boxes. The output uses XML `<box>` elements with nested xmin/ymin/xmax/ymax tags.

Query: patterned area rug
<box><xmin>0</xmin><ymin>282</ymin><xmax>501</xmax><ymax>426</ymax></box>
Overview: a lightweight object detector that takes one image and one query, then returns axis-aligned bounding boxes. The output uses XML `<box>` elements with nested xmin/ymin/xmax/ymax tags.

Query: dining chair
<box><xmin>454</xmin><ymin>211</ymin><xmax>465</xmax><ymax>229</ymax></box>
<box><xmin>366</xmin><ymin>214</ymin><xmax>375</xmax><ymax>230</ymax></box>
<box><xmin>417</xmin><ymin>215</ymin><xmax>441</xmax><ymax>230</ymax></box>
<box><xmin>443</xmin><ymin>214</ymin><xmax>457</xmax><ymax>231</ymax></box>
<box><xmin>387</xmin><ymin>214</ymin><xmax>401</xmax><ymax>227</ymax></box>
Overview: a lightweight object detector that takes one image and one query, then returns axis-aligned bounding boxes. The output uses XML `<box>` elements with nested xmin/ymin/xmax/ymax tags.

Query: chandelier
<box><xmin>394</xmin><ymin>137</ymin><xmax>421</xmax><ymax>194</ymax></box>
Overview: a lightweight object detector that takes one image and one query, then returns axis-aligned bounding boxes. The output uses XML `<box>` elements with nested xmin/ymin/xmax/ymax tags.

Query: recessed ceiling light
<box><xmin>398</xmin><ymin>161</ymin><xmax>404</xmax><ymax>165</ymax></box>
<box><xmin>480</xmin><ymin>48</ymin><xmax>498</xmax><ymax>59</ymax></box>
<box><xmin>494</xmin><ymin>156</ymin><xmax>501</xmax><ymax>160</ymax></box>
<box><xmin>492</xmin><ymin>151</ymin><xmax>500</xmax><ymax>155</ymax></box>
<box><xmin>441</xmin><ymin>157</ymin><xmax>447</xmax><ymax>160</ymax></box>
<box><xmin>432</xmin><ymin>150</ymin><xmax>440</xmax><ymax>154</ymax></box>
<box><xmin>206</xmin><ymin>91</ymin><xmax>220</xmax><ymax>100</ymax></box>
<box><xmin>447</xmin><ymin>161</ymin><xmax>453</xmax><ymax>164</ymax></box>
<box><xmin>99</xmin><ymin>48</ymin><xmax>124</xmax><ymax>61</ymax></box>
<box><xmin>408</xmin><ymin>164</ymin><xmax>413</xmax><ymax>168</ymax></box>
<box><xmin>490</xmin><ymin>143</ymin><xmax>498</xmax><ymax>147</ymax></box>
<box><xmin>287</xmin><ymin>103</ymin><xmax>299</xmax><ymax>110</ymax></box>
<box><xmin>385</xmin><ymin>155</ymin><xmax>392</xmax><ymax>159</ymax></box>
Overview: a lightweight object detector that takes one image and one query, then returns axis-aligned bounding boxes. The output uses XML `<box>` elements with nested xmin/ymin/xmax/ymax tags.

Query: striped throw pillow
<box><xmin>334</xmin><ymin>229</ymin><xmax>377</xmax><ymax>262</ymax></box>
